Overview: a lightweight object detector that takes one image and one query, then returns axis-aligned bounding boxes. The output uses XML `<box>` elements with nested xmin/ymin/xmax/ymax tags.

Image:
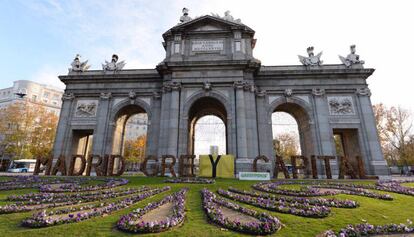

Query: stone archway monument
<box><xmin>52</xmin><ymin>9</ymin><xmax>389</xmax><ymax>178</ymax></box>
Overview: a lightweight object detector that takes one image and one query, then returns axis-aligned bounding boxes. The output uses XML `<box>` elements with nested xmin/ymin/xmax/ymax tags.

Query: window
<box><xmin>43</xmin><ymin>92</ymin><xmax>50</xmax><ymax>98</ymax></box>
<box><xmin>32</xmin><ymin>95</ymin><xmax>38</xmax><ymax>102</ymax></box>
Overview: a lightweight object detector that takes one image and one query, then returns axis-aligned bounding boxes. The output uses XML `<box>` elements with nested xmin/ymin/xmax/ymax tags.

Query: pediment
<box><xmin>163</xmin><ymin>15</ymin><xmax>254</xmax><ymax>39</ymax></box>
<box><xmin>192</xmin><ymin>24</ymin><xmax>226</xmax><ymax>31</ymax></box>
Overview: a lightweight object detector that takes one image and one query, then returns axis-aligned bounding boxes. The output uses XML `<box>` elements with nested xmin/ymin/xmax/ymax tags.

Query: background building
<box><xmin>0</xmin><ymin>80</ymin><xmax>63</xmax><ymax>115</ymax></box>
<box><xmin>0</xmin><ymin>80</ymin><xmax>63</xmax><ymax>167</ymax></box>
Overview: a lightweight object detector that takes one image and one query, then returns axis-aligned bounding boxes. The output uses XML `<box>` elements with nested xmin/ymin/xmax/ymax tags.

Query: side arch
<box><xmin>267</xmin><ymin>96</ymin><xmax>317</xmax><ymax>161</ymax></box>
<box><xmin>110</xmin><ymin>98</ymin><xmax>152</xmax><ymax>123</ymax></box>
<box><xmin>105</xmin><ymin>98</ymin><xmax>152</xmax><ymax>156</ymax></box>
<box><xmin>267</xmin><ymin>96</ymin><xmax>314</xmax><ymax>123</ymax></box>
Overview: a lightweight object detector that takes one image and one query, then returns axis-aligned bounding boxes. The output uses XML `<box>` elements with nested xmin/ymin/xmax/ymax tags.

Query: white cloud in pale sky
<box><xmin>8</xmin><ymin>0</ymin><xmax>414</xmax><ymax>113</ymax></box>
<box><xmin>29</xmin><ymin>64</ymin><xmax>66</xmax><ymax>89</ymax></box>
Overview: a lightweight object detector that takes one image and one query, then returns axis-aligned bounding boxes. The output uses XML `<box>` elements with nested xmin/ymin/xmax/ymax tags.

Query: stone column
<box><xmin>312</xmin><ymin>89</ymin><xmax>337</xmax><ymax>177</ymax></box>
<box><xmin>158</xmin><ymin>85</ymin><xmax>172</xmax><ymax>157</ymax></box>
<box><xmin>146</xmin><ymin>91</ymin><xmax>161</xmax><ymax>156</ymax></box>
<box><xmin>52</xmin><ymin>93</ymin><xmax>75</xmax><ymax>166</ymax></box>
<box><xmin>356</xmin><ymin>88</ymin><xmax>389</xmax><ymax>176</ymax></box>
<box><xmin>167</xmin><ymin>82</ymin><xmax>181</xmax><ymax>157</ymax></box>
<box><xmin>255</xmin><ymin>89</ymin><xmax>273</xmax><ymax>173</ymax></box>
<box><xmin>92</xmin><ymin>92</ymin><xmax>112</xmax><ymax>156</ymax></box>
<box><xmin>234</xmin><ymin>81</ymin><xmax>248</xmax><ymax>171</ymax></box>
<box><xmin>244</xmin><ymin>83</ymin><xmax>259</xmax><ymax>159</ymax></box>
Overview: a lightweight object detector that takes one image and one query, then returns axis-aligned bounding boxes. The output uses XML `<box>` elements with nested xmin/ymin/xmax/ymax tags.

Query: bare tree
<box><xmin>373</xmin><ymin>104</ymin><xmax>414</xmax><ymax>166</ymax></box>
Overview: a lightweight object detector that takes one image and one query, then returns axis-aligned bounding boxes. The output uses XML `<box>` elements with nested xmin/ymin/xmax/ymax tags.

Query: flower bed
<box><xmin>0</xmin><ymin>176</ymin><xmax>82</xmax><ymax>191</ymax></box>
<box><xmin>252</xmin><ymin>182</ymin><xmax>335</xmax><ymax>197</ymax></box>
<box><xmin>309</xmin><ymin>185</ymin><xmax>393</xmax><ymax>200</ymax></box>
<box><xmin>21</xmin><ymin>186</ymin><xmax>170</xmax><ymax>228</ymax></box>
<box><xmin>253</xmin><ymin>181</ymin><xmax>393</xmax><ymax>200</ymax></box>
<box><xmin>228</xmin><ymin>187</ymin><xmax>359</xmax><ymax>208</ymax></box>
<box><xmin>201</xmin><ymin>189</ymin><xmax>281</xmax><ymax>235</ymax></box>
<box><xmin>1</xmin><ymin>187</ymin><xmax>152</xmax><ymax>214</ymax></box>
<box><xmin>316</xmin><ymin>181</ymin><xmax>414</xmax><ymax>197</ymax></box>
<box><xmin>117</xmin><ymin>188</ymin><xmax>188</xmax><ymax>233</ymax></box>
<box><xmin>321</xmin><ymin>221</ymin><xmax>414</xmax><ymax>237</ymax></box>
<box><xmin>8</xmin><ymin>186</ymin><xmax>150</xmax><ymax>203</ymax></box>
<box><xmin>217</xmin><ymin>189</ymin><xmax>331</xmax><ymax>218</ymax></box>
<box><xmin>39</xmin><ymin>178</ymin><xmax>128</xmax><ymax>193</ymax></box>
<box><xmin>164</xmin><ymin>177</ymin><xmax>215</xmax><ymax>184</ymax></box>
<box><xmin>374</xmin><ymin>180</ymin><xmax>414</xmax><ymax>196</ymax></box>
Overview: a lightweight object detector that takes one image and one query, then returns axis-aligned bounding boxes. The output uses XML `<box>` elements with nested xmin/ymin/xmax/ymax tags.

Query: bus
<box><xmin>8</xmin><ymin>159</ymin><xmax>36</xmax><ymax>173</ymax></box>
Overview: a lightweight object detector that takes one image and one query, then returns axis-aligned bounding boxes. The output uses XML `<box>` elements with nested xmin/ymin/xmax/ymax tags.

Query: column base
<box><xmin>369</xmin><ymin>160</ymin><xmax>390</xmax><ymax>177</ymax></box>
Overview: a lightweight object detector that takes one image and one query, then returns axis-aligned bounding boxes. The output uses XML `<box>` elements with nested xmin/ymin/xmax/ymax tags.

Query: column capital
<box><xmin>152</xmin><ymin>91</ymin><xmax>161</xmax><ymax>99</ymax></box>
<box><xmin>162</xmin><ymin>81</ymin><xmax>181</xmax><ymax>92</ymax></box>
<box><xmin>255</xmin><ymin>89</ymin><xmax>266</xmax><ymax>97</ymax></box>
<box><xmin>243</xmin><ymin>82</ymin><xmax>256</xmax><ymax>92</ymax></box>
<box><xmin>233</xmin><ymin>80</ymin><xmax>245</xmax><ymax>89</ymax></box>
<box><xmin>312</xmin><ymin>88</ymin><xmax>325</xmax><ymax>97</ymax></box>
<box><xmin>62</xmin><ymin>93</ymin><xmax>75</xmax><ymax>101</ymax></box>
<box><xmin>100</xmin><ymin>92</ymin><xmax>112</xmax><ymax>100</ymax></box>
<box><xmin>356</xmin><ymin>87</ymin><xmax>371</xmax><ymax>97</ymax></box>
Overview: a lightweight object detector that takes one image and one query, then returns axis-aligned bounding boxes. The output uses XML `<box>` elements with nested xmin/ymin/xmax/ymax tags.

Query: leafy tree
<box><xmin>273</xmin><ymin>132</ymin><xmax>299</xmax><ymax>163</ymax></box>
<box><xmin>0</xmin><ymin>101</ymin><xmax>58</xmax><ymax>160</ymax></box>
<box><xmin>123</xmin><ymin>135</ymin><xmax>147</xmax><ymax>163</ymax></box>
<box><xmin>373</xmin><ymin>104</ymin><xmax>414</xmax><ymax>166</ymax></box>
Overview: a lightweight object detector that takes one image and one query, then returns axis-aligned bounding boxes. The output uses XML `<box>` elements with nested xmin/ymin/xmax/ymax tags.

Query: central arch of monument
<box><xmin>53</xmin><ymin>12</ymin><xmax>389</xmax><ymax>177</ymax></box>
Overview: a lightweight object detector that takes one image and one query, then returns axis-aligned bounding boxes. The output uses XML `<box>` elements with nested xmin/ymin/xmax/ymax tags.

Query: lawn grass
<box><xmin>402</xmin><ymin>182</ymin><xmax>414</xmax><ymax>188</ymax></box>
<box><xmin>0</xmin><ymin>177</ymin><xmax>413</xmax><ymax>237</ymax></box>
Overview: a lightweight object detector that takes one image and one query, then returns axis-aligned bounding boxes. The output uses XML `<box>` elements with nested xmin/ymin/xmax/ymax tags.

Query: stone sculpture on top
<box><xmin>102</xmin><ymin>54</ymin><xmax>126</xmax><ymax>72</ymax></box>
<box><xmin>339</xmin><ymin>45</ymin><xmax>365</xmax><ymax>67</ymax></box>
<box><xmin>69</xmin><ymin>54</ymin><xmax>90</xmax><ymax>72</ymax></box>
<box><xmin>298</xmin><ymin>46</ymin><xmax>323</xmax><ymax>66</ymax></box>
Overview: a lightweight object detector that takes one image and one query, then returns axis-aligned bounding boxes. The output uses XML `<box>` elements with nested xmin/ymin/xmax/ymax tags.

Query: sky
<box><xmin>1</xmin><ymin>0</ymin><xmax>414</xmax><ymax>113</ymax></box>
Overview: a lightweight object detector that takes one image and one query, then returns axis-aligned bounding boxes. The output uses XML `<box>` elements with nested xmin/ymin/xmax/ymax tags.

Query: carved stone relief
<box><xmin>327</xmin><ymin>96</ymin><xmax>355</xmax><ymax>115</ymax></box>
<box><xmin>75</xmin><ymin>100</ymin><xmax>98</xmax><ymax>117</ymax></box>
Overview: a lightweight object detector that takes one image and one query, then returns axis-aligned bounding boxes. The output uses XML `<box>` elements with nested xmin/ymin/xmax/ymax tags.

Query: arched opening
<box><xmin>272</xmin><ymin>102</ymin><xmax>314</xmax><ymax>175</ymax></box>
<box><xmin>272</xmin><ymin>112</ymin><xmax>301</xmax><ymax>160</ymax></box>
<box><xmin>188</xmin><ymin>97</ymin><xmax>228</xmax><ymax>157</ymax></box>
<box><xmin>112</xmin><ymin>104</ymin><xmax>148</xmax><ymax>171</ymax></box>
<box><xmin>193</xmin><ymin>115</ymin><xmax>226</xmax><ymax>157</ymax></box>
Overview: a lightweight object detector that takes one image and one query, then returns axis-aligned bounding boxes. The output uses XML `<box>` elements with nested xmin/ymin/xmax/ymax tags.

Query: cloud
<box><xmin>16</xmin><ymin>0</ymin><xmax>414</xmax><ymax>113</ymax></box>
<box><xmin>30</xmin><ymin>64</ymin><xmax>65</xmax><ymax>90</ymax></box>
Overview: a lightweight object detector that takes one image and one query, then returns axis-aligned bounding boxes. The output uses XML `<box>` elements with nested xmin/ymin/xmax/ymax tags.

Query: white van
<box><xmin>8</xmin><ymin>159</ymin><xmax>36</xmax><ymax>173</ymax></box>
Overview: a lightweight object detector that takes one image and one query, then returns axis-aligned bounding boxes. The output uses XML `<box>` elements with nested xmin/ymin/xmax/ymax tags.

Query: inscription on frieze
<box><xmin>192</xmin><ymin>40</ymin><xmax>224</xmax><ymax>52</ymax></box>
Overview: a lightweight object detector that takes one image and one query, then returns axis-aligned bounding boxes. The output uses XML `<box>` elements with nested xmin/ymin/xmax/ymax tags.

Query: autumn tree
<box><xmin>0</xmin><ymin>101</ymin><xmax>58</xmax><ymax>160</ymax></box>
<box><xmin>273</xmin><ymin>132</ymin><xmax>299</xmax><ymax>163</ymax></box>
<box><xmin>373</xmin><ymin>104</ymin><xmax>414</xmax><ymax>166</ymax></box>
<box><xmin>123</xmin><ymin>135</ymin><xmax>147</xmax><ymax>163</ymax></box>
